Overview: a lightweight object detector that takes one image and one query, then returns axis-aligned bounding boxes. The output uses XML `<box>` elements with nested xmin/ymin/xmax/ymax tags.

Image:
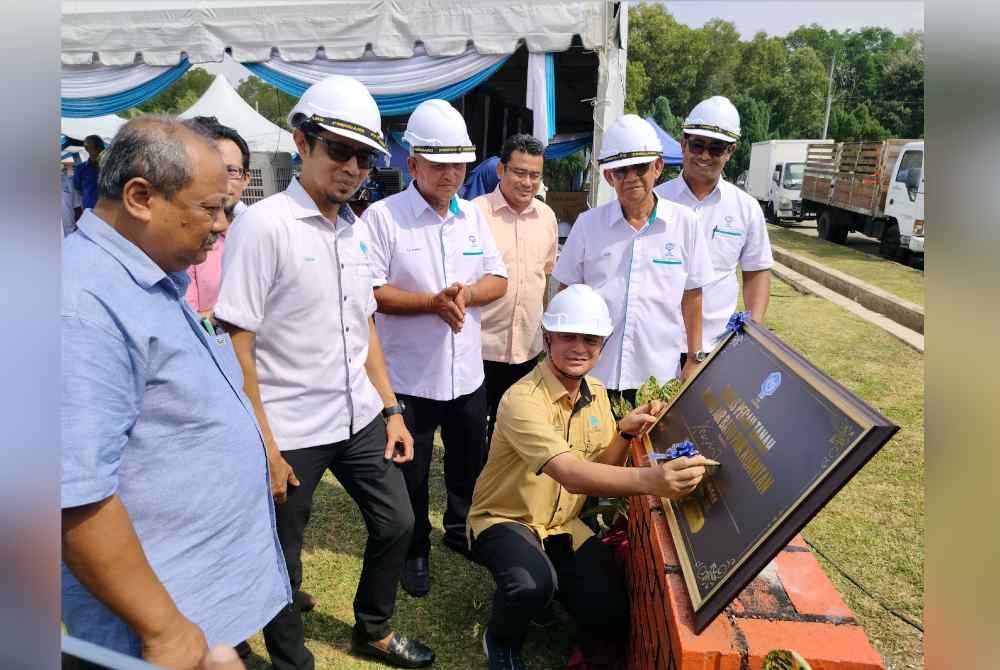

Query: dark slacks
<box><xmin>483</xmin><ymin>358</ymin><xmax>538</xmax><ymax>448</ymax></box>
<box><xmin>398</xmin><ymin>384</ymin><xmax>488</xmax><ymax>558</ymax></box>
<box><xmin>472</xmin><ymin>522</ymin><xmax>629</xmax><ymax>650</ymax></box>
<box><xmin>262</xmin><ymin>418</ymin><xmax>414</xmax><ymax>670</ymax></box>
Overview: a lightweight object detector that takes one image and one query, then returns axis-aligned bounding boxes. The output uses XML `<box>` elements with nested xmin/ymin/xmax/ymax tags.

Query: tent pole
<box><xmin>590</xmin><ymin>1</ymin><xmax>627</xmax><ymax>207</ymax></box>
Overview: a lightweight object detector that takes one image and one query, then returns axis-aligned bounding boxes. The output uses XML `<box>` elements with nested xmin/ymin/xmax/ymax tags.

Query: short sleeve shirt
<box><xmin>214</xmin><ymin>179</ymin><xmax>383</xmax><ymax>450</ymax></box>
<box><xmin>363</xmin><ymin>181</ymin><xmax>508</xmax><ymax>401</ymax></box>
<box><xmin>655</xmin><ymin>176</ymin><xmax>773</xmax><ymax>350</ymax></box>
<box><xmin>467</xmin><ymin>361</ymin><xmax>617</xmax><ymax>551</ymax></box>
<box><xmin>72</xmin><ymin>160</ymin><xmax>100</xmax><ymax>209</ymax></box>
<box><xmin>552</xmin><ymin>195</ymin><xmax>713</xmax><ymax>390</ymax></box>
<box><xmin>61</xmin><ymin>212</ymin><xmax>289</xmax><ymax>654</ymax></box>
<box><xmin>473</xmin><ymin>186</ymin><xmax>558</xmax><ymax>364</ymax></box>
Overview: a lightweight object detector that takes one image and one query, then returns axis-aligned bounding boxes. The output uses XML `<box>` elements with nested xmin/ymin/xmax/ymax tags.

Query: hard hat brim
<box><xmin>682</xmin><ymin>128</ymin><xmax>739</xmax><ymax>144</ymax></box>
<box><xmin>541</xmin><ymin>320</ymin><xmax>614</xmax><ymax>338</ymax></box>
<box><xmin>315</xmin><ymin>122</ymin><xmax>391</xmax><ymax>157</ymax></box>
<box><xmin>599</xmin><ymin>153</ymin><xmax>661</xmax><ymax>172</ymax></box>
<box><xmin>417</xmin><ymin>151</ymin><xmax>477</xmax><ymax>164</ymax></box>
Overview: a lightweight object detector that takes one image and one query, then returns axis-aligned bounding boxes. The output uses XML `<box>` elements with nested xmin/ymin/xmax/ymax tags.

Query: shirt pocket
<box><xmin>709</xmin><ymin>225</ymin><xmax>745</xmax><ymax>270</ymax></box>
<box><xmin>582</xmin><ymin>248</ymin><xmax>614</xmax><ymax>289</ymax></box>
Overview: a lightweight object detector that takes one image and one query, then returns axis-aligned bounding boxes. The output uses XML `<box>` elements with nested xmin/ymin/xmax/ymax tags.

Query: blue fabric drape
<box><xmin>244</xmin><ymin>56</ymin><xmax>511</xmax><ymax>117</ymax></box>
<box><xmin>545</xmin><ymin>53</ymin><xmax>556</xmax><ymax>141</ymax></box>
<box><xmin>544</xmin><ymin>135</ymin><xmax>591</xmax><ymax>159</ymax></box>
<box><xmin>61</xmin><ymin>59</ymin><xmax>192</xmax><ymax>118</ymax></box>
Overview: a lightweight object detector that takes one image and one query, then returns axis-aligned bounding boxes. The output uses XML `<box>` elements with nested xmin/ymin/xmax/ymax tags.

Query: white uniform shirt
<box><xmin>552</xmin><ymin>195</ymin><xmax>713</xmax><ymax>390</ymax></box>
<box><xmin>363</xmin><ymin>182</ymin><xmax>508</xmax><ymax>401</ymax></box>
<box><xmin>655</xmin><ymin>176</ymin><xmax>773</xmax><ymax>350</ymax></box>
<box><xmin>214</xmin><ymin>178</ymin><xmax>383</xmax><ymax>451</ymax></box>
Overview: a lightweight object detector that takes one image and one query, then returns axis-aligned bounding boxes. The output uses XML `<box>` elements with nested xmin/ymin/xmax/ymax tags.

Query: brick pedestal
<box><xmin>625</xmin><ymin>444</ymin><xmax>884</xmax><ymax>670</ymax></box>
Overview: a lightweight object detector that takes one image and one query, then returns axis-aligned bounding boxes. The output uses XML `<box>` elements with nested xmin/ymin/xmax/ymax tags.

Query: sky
<box><xmin>198</xmin><ymin>1</ymin><xmax>924</xmax><ymax>83</ymax></box>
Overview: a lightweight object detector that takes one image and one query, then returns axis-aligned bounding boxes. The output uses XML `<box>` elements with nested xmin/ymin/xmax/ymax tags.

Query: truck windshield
<box><xmin>783</xmin><ymin>163</ymin><xmax>804</xmax><ymax>188</ymax></box>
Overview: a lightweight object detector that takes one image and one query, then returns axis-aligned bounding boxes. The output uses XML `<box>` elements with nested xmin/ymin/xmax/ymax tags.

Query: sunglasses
<box><xmin>685</xmin><ymin>139</ymin><xmax>732</xmax><ymax>157</ymax></box>
<box><xmin>610</xmin><ymin>162</ymin><xmax>653</xmax><ymax>180</ymax></box>
<box><xmin>305</xmin><ymin>132</ymin><xmax>381</xmax><ymax>169</ymax></box>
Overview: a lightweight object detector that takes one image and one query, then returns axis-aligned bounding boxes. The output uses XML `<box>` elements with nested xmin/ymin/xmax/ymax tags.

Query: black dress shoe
<box><xmin>350</xmin><ymin>632</ymin><xmax>435</xmax><ymax>668</ymax></box>
<box><xmin>294</xmin><ymin>589</ymin><xmax>316</xmax><ymax>613</ymax></box>
<box><xmin>234</xmin><ymin>641</ymin><xmax>252</xmax><ymax>660</ymax></box>
<box><xmin>401</xmin><ymin>557</ymin><xmax>430</xmax><ymax>597</ymax></box>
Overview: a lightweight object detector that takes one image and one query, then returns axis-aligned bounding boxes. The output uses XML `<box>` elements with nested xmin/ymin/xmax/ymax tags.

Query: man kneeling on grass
<box><xmin>466</xmin><ymin>284</ymin><xmax>709</xmax><ymax>669</ymax></box>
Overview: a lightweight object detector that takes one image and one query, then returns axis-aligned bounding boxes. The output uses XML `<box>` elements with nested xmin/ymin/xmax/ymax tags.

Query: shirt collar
<box><xmin>538</xmin><ymin>360</ymin><xmax>595</xmax><ymax>410</ymax></box>
<box><xmin>610</xmin><ymin>193</ymin><xmax>661</xmax><ymax>230</ymax></box>
<box><xmin>487</xmin><ymin>185</ymin><xmax>538</xmax><ymax>217</ymax></box>
<box><xmin>406</xmin><ymin>180</ymin><xmax>463</xmax><ymax>221</ymax></box>
<box><xmin>285</xmin><ymin>177</ymin><xmax>357</xmax><ymax>225</ymax></box>
<box><xmin>677</xmin><ymin>172</ymin><xmax>722</xmax><ymax>204</ymax></box>
<box><xmin>76</xmin><ymin>210</ymin><xmax>187</xmax><ymax>293</ymax></box>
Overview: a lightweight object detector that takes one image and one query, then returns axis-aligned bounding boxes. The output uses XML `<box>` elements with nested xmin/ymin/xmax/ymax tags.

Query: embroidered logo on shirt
<box><xmin>653</xmin><ymin>242</ymin><xmax>683</xmax><ymax>265</ymax></box>
<box><xmin>463</xmin><ymin>233</ymin><xmax>484</xmax><ymax>256</ymax></box>
<box><xmin>304</xmin><ymin>256</ymin><xmax>318</xmax><ymax>262</ymax></box>
<box><xmin>589</xmin><ymin>415</ymin><xmax>599</xmax><ymax>428</ymax></box>
<box><xmin>359</xmin><ymin>241</ymin><xmax>368</xmax><ymax>255</ymax></box>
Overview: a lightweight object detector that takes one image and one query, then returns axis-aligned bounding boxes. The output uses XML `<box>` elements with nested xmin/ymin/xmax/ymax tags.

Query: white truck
<box><xmin>747</xmin><ymin>140</ymin><xmax>832</xmax><ymax>222</ymax></box>
<box><xmin>801</xmin><ymin>139</ymin><xmax>924</xmax><ymax>260</ymax></box>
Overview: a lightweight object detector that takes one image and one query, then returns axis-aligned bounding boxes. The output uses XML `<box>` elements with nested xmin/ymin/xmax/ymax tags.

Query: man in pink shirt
<box><xmin>473</xmin><ymin>134</ymin><xmax>559</xmax><ymax>446</ymax></box>
<box><xmin>185</xmin><ymin>117</ymin><xmax>251</xmax><ymax>317</ymax></box>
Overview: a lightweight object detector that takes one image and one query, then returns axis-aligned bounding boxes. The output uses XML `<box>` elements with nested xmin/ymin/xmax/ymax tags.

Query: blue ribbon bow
<box><xmin>649</xmin><ymin>439</ymin><xmax>699</xmax><ymax>462</ymax></box>
<box><xmin>716</xmin><ymin>310</ymin><xmax>752</xmax><ymax>345</ymax></box>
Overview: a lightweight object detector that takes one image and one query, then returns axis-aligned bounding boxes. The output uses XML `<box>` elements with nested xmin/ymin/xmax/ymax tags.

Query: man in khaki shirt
<box><xmin>468</xmin><ymin>284</ymin><xmax>708</xmax><ymax>670</ymax></box>
<box><xmin>473</xmin><ymin>134</ymin><xmax>559</xmax><ymax>446</ymax></box>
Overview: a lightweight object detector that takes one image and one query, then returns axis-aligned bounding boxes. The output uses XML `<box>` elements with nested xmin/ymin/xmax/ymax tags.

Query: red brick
<box><xmin>737</xmin><ymin>619</ymin><xmax>884</xmax><ymax>670</ymax></box>
<box><xmin>786</xmin><ymin>533</ymin><xmax>808</xmax><ymax>550</ymax></box>
<box><xmin>662</xmin><ymin>574</ymin><xmax>743</xmax><ymax>670</ymax></box>
<box><xmin>774</xmin><ymin>551</ymin><xmax>854</xmax><ymax>619</ymax></box>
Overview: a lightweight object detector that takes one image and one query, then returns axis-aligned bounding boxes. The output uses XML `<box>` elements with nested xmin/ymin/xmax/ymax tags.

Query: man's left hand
<box><xmin>384</xmin><ymin>414</ymin><xmax>414</xmax><ymax>464</ymax></box>
<box><xmin>619</xmin><ymin>399</ymin><xmax>665</xmax><ymax>437</ymax></box>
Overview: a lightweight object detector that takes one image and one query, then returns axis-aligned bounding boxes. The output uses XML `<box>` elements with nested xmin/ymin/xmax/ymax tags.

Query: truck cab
<box><xmin>883</xmin><ymin>141</ymin><xmax>924</xmax><ymax>255</ymax></box>
<box><xmin>768</xmin><ymin>161</ymin><xmax>806</xmax><ymax>221</ymax></box>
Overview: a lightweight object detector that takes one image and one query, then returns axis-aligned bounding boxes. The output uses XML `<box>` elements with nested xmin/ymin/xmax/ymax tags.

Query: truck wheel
<box><xmin>880</xmin><ymin>222</ymin><xmax>902</xmax><ymax>260</ymax></box>
<box><xmin>817</xmin><ymin>210</ymin><xmax>837</xmax><ymax>242</ymax></box>
<box><xmin>832</xmin><ymin>223</ymin><xmax>849</xmax><ymax>244</ymax></box>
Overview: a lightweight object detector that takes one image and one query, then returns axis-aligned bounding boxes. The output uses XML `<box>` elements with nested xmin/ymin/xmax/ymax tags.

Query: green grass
<box><xmin>239</xmin><ymin>275</ymin><xmax>924</xmax><ymax>670</ymax></box>
<box><xmin>767</xmin><ymin>224</ymin><xmax>925</xmax><ymax>307</ymax></box>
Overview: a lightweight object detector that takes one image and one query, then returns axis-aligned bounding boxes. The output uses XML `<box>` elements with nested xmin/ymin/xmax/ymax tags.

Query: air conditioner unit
<box><xmin>243</xmin><ymin>152</ymin><xmax>294</xmax><ymax>205</ymax></box>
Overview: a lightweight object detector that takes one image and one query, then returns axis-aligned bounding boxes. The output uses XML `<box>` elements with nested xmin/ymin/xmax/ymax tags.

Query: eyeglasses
<box><xmin>505</xmin><ymin>166</ymin><xmax>543</xmax><ymax>181</ymax></box>
<box><xmin>685</xmin><ymin>139</ymin><xmax>732</xmax><ymax>157</ymax></box>
<box><xmin>225</xmin><ymin>165</ymin><xmax>248</xmax><ymax>179</ymax></box>
<box><xmin>610</xmin><ymin>162</ymin><xmax>653</xmax><ymax>180</ymax></box>
<box><xmin>305</xmin><ymin>132</ymin><xmax>380</xmax><ymax>169</ymax></box>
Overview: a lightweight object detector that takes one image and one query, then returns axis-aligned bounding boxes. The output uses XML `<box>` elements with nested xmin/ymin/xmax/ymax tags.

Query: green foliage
<box><xmin>130</xmin><ymin>68</ymin><xmax>214</xmax><ymax>116</ymax></box>
<box><xmin>609</xmin><ymin>375</ymin><xmax>682</xmax><ymax>421</ymax></box>
<box><xmin>236</xmin><ymin>75</ymin><xmax>298</xmax><ymax>130</ymax></box>
<box><xmin>649</xmin><ymin>95</ymin><xmax>682</xmax><ymax>139</ymax></box>
<box><xmin>543</xmin><ymin>153</ymin><xmax>587</xmax><ymax>191</ymax></box>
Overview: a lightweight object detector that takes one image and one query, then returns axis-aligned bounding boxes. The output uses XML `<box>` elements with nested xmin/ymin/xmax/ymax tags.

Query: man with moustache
<box><xmin>552</xmin><ymin>115</ymin><xmax>713</xmax><ymax>404</ymax></box>
<box><xmin>61</xmin><ymin>117</ymin><xmax>290</xmax><ymax>669</ymax></box>
<box><xmin>184</xmin><ymin>117</ymin><xmax>251</xmax><ymax>318</ymax></box>
<box><xmin>471</xmin><ymin>134</ymin><xmax>558</xmax><ymax>447</ymax></box>
<box><xmin>655</xmin><ymin>96</ymin><xmax>773</xmax><ymax>352</ymax></box>
<box><xmin>215</xmin><ymin>76</ymin><xmax>434</xmax><ymax>669</ymax></box>
<box><xmin>363</xmin><ymin>99</ymin><xmax>508</xmax><ymax>596</ymax></box>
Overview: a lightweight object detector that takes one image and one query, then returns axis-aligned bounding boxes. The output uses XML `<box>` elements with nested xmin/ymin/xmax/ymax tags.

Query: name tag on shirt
<box><xmin>462</xmin><ymin>233</ymin><xmax>484</xmax><ymax>256</ymax></box>
<box><xmin>652</xmin><ymin>242</ymin><xmax>684</xmax><ymax>266</ymax></box>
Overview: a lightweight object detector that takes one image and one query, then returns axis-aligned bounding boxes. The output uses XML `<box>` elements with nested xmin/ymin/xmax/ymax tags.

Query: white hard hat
<box><xmin>287</xmin><ymin>75</ymin><xmax>389</xmax><ymax>156</ymax></box>
<box><xmin>542</xmin><ymin>284</ymin><xmax>614</xmax><ymax>337</ymax></box>
<box><xmin>683</xmin><ymin>96</ymin><xmax>741</xmax><ymax>143</ymax></box>
<box><xmin>403</xmin><ymin>99</ymin><xmax>476</xmax><ymax>163</ymax></box>
<box><xmin>597</xmin><ymin>114</ymin><xmax>663</xmax><ymax>172</ymax></box>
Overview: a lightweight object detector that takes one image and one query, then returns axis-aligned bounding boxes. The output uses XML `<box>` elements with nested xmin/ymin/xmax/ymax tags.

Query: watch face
<box><xmin>695</xmin><ymin>351</ymin><xmax>708</xmax><ymax>363</ymax></box>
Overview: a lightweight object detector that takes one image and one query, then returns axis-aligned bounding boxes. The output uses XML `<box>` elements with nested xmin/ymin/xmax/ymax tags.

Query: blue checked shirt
<box><xmin>61</xmin><ymin>211</ymin><xmax>290</xmax><ymax>655</ymax></box>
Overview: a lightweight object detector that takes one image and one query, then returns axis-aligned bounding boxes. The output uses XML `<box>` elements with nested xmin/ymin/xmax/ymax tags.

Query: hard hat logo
<box><xmin>287</xmin><ymin>75</ymin><xmax>389</xmax><ymax>156</ymax></box>
<box><xmin>412</xmin><ymin>145</ymin><xmax>477</xmax><ymax>155</ymax></box>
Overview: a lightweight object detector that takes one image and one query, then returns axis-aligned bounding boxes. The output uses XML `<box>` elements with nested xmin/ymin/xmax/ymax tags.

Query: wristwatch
<box><xmin>692</xmin><ymin>351</ymin><xmax>708</xmax><ymax>363</ymax></box>
<box><xmin>382</xmin><ymin>401</ymin><xmax>406</xmax><ymax>419</ymax></box>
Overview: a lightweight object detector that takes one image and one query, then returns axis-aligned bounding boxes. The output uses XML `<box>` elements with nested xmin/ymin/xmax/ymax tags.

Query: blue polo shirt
<box><xmin>61</xmin><ymin>211</ymin><xmax>291</xmax><ymax>654</ymax></box>
<box><xmin>72</xmin><ymin>160</ymin><xmax>100</xmax><ymax>209</ymax></box>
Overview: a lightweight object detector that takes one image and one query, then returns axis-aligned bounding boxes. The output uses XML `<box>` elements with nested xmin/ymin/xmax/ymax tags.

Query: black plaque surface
<box><xmin>642</xmin><ymin>320</ymin><xmax>898</xmax><ymax>633</ymax></box>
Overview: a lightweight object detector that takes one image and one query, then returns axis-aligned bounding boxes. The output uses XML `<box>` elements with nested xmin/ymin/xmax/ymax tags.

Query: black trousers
<box><xmin>262</xmin><ymin>418</ymin><xmax>414</xmax><ymax>670</ymax></box>
<box><xmin>472</xmin><ymin>522</ymin><xmax>629</xmax><ymax>650</ymax></box>
<box><xmin>398</xmin><ymin>384</ymin><xmax>488</xmax><ymax>558</ymax></box>
<box><xmin>483</xmin><ymin>358</ymin><xmax>538</xmax><ymax>448</ymax></box>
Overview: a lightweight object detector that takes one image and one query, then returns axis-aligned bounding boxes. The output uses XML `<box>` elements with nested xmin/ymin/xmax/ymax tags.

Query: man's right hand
<box><xmin>142</xmin><ymin>612</ymin><xmax>209</xmax><ymax>670</ymax></box>
<box><xmin>644</xmin><ymin>455</ymin><xmax>708</xmax><ymax>500</ymax></box>
<box><xmin>266</xmin><ymin>443</ymin><xmax>300</xmax><ymax>504</ymax></box>
<box><xmin>429</xmin><ymin>283</ymin><xmax>466</xmax><ymax>333</ymax></box>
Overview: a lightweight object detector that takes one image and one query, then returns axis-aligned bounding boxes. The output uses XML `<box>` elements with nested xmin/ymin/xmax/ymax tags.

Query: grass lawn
<box><xmin>767</xmin><ymin>224</ymin><xmax>925</xmax><ymax>307</ymax></box>
<box><xmin>241</xmin><ymin>275</ymin><xmax>924</xmax><ymax>669</ymax></box>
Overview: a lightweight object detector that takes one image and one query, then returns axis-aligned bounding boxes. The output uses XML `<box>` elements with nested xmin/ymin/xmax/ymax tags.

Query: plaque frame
<box><xmin>640</xmin><ymin>320</ymin><xmax>898</xmax><ymax>633</ymax></box>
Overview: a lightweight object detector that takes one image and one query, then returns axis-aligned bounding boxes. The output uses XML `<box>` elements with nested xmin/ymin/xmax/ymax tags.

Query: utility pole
<box><xmin>821</xmin><ymin>50</ymin><xmax>837</xmax><ymax>139</ymax></box>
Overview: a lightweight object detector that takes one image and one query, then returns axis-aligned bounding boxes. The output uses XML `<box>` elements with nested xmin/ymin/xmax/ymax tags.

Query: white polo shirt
<box><xmin>214</xmin><ymin>178</ymin><xmax>383</xmax><ymax>451</ymax></box>
<box><xmin>655</xmin><ymin>176</ymin><xmax>773</xmax><ymax>350</ymax></box>
<box><xmin>363</xmin><ymin>181</ymin><xmax>508</xmax><ymax>401</ymax></box>
<box><xmin>552</xmin><ymin>195</ymin><xmax>712</xmax><ymax>390</ymax></box>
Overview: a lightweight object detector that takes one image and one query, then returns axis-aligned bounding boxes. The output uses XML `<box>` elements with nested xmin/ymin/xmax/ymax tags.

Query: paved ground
<box><xmin>775</xmin><ymin>219</ymin><xmax>924</xmax><ymax>271</ymax></box>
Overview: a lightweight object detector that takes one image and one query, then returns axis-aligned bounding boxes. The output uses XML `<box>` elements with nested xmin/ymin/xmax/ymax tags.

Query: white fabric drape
<box><xmin>525</xmin><ymin>52</ymin><xmax>550</xmax><ymax>146</ymax></box>
<box><xmin>62</xmin><ymin>62</ymin><xmax>174</xmax><ymax>99</ymax></box>
<box><xmin>257</xmin><ymin>46</ymin><xmax>506</xmax><ymax>96</ymax></box>
<box><xmin>61</xmin><ymin>114</ymin><xmax>128</xmax><ymax>142</ymax></box>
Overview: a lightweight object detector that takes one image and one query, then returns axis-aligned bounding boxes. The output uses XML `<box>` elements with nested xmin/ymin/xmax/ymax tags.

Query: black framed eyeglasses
<box><xmin>685</xmin><ymin>138</ymin><xmax>732</xmax><ymax>158</ymax></box>
<box><xmin>610</xmin><ymin>162</ymin><xmax>653</xmax><ymax>180</ymax></box>
<box><xmin>305</xmin><ymin>132</ymin><xmax>381</xmax><ymax>169</ymax></box>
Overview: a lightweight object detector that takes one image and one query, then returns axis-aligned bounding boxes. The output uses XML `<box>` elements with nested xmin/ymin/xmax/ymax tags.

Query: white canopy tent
<box><xmin>178</xmin><ymin>75</ymin><xmax>297</xmax><ymax>154</ymax></box>
<box><xmin>61</xmin><ymin>0</ymin><xmax>626</xmax><ymax>204</ymax></box>
<box><xmin>61</xmin><ymin>113</ymin><xmax>127</xmax><ymax>144</ymax></box>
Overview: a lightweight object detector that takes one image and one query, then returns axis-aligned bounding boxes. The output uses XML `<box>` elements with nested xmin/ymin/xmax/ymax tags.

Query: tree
<box><xmin>650</xmin><ymin>96</ymin><xmax>682</xmax><ymax>139</ymax></box>
<box><xmin>131</xmin><ymin>68</ymin><xmax>214</xmax><ymax>116</ymax></box>
<box><xmin>729</xmin><ymin>94</ymin><xmax>775</xmax><ymax>178</ymax></box>
<box><xmin>625</xmin><ymin>61</ymin><xmax>650</xmax><ymax>115</ymax></box>
<box><xmin>236</xmin><ymin>76</ymin><xmax>298</xmax><ymax>130</ymax></box>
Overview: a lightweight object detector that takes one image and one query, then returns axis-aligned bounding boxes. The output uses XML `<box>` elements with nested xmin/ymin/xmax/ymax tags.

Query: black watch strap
<box><xmin>382</xmin><ymin>403</ymin><xmax>405</xmax><ymax>418</ymax></box>
<box><xmin>619</xmin><ymin>429</ymin><xmax>637</xmax><ymax>441</ymax></box>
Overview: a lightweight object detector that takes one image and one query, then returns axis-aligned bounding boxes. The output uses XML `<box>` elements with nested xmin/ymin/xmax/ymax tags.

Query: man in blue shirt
<box><xmin>72</xmin><ymin>134</ymin><xmax>104</xmax><ymax>220</ymax></box>
<box><xmin>61</xmin><ymin>116</ymin><xmax>291</xmax><ymax>669</ymax></box>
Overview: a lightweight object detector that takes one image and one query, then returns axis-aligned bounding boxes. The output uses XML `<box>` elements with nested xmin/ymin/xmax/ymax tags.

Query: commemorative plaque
<box><xmin>642</xmin><ymin>318</ymin><xmax>898</xmax><ymax>633</ymax></box>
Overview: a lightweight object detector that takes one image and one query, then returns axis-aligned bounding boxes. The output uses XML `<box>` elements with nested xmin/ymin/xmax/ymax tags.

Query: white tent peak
<box><xmin>179</xmin><ymin>75</ymin><xmax>296</xmax><ymax>154</ymax></box>
<box><xmin>61</xmin><ymin>113</ymin><xmax>128</xmax><ymax>143</ymax></box>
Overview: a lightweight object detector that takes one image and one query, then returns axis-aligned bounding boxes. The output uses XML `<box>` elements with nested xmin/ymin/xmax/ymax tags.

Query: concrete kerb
<box><xmin>770</xmin><ymin>246</ymin><xmax>924</xmax><ymax>334</ymax></box>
